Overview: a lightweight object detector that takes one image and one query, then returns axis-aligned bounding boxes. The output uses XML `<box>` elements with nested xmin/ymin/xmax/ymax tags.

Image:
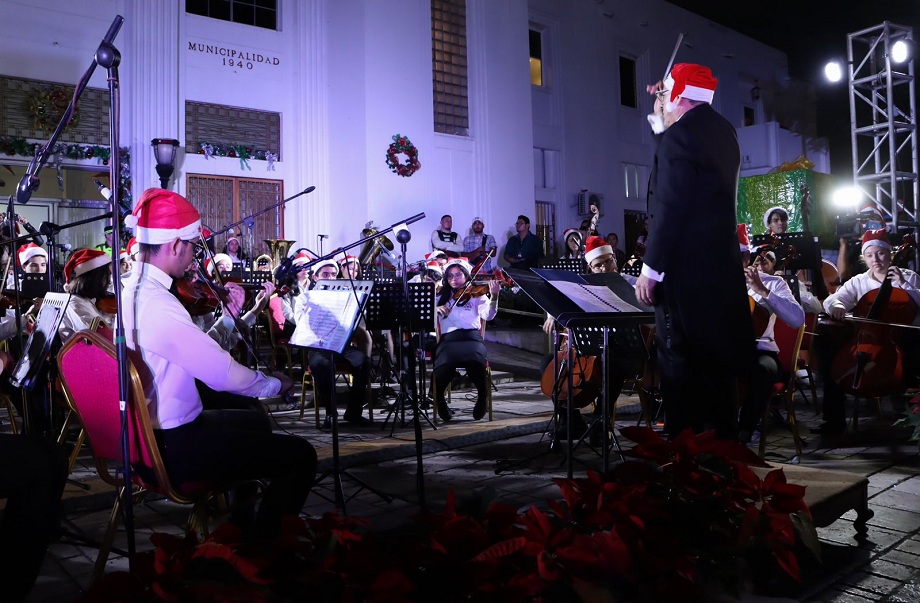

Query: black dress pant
<box><xmin>0</xmin><ymin>434</ymin><xmax>67</xmax><ymax>602</ymax></box>
<box><xmin>307</xmin><ymin>347</ymin><xmax>370</xmax><ymax>419</ymax></box>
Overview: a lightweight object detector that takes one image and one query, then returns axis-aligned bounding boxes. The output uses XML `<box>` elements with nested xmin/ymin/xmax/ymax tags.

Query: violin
<box><xmin>175</xmin><ymin>276</ymin><xmax>221</xmax><ymax>316</ymax></box>
<box><xmin>95</xmin><ymin>293</ymin><xmax>118</xmax><ymax>315</ymax></box>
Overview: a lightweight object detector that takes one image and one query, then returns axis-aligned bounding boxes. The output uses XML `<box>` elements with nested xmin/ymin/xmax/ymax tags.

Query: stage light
<box><xmin>891</xmin><ymin>39</ymin><xmax>913</xmax><ymax>64</ymax></box>
<box><xmin>832</xmin><ymin>186</ymin><xmax>862</xmax><ymax>208</ymax></box>
<box><xmin>824</xmin><ymin>61</ymin><xmax>843</xmax><ymax>83</ymax></box>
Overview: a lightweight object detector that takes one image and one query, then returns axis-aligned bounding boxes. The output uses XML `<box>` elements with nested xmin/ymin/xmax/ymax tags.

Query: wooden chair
<box><xmin>795</xmin><ymin>312</ymin><xmax>820</xmax><ymax>414</ymax></box>
<box><xmin>759</xmin><ymin>320</ymin><xmax>806</xmax><ymax>458</ymax></box>
<box><xmin>432</xmin><ymin>321</ymin><xmax>493</xmax><ymax>424</ymax></box>
<box><xmin>57</xmin><ymin>329</ymin><xmax>224</xmax><ymax>581</ymax></box>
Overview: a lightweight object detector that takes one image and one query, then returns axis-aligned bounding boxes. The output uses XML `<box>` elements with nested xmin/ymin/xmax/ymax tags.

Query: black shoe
<box><xmin>322</xmin><ymin>415</ymin><xmax>334</xmax><ymax>430</ymax></box>
<box><xmin>473</xmin><ymin>394</ymin><xmax>487</xmax><ymax>420</ymax></box>
<box><xmin>343</xmin><ymin>413</ymin><xmax>372</xmax><ymax>426</ymax></box>
<box><xmin>437</xmin><ymin>401</ymin><xmax>453</xmax><ymax>422</ymax></box>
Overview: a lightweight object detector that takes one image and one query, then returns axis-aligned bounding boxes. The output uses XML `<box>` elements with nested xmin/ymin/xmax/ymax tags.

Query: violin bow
<box><xmin>662</xmin><ymin>33</ymin><xmax>685</xmax><ymax>82</ymax></box>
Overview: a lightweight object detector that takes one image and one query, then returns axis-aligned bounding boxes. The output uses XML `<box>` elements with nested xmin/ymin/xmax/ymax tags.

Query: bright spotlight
<box><xmin>891</xmin><ymin>39</ymin><xmax>913</xmax><ymax>64</ymax></box>
<box><xmin>832</xmin><ymin>186</ymin><xmax>862</xmax><ymax>208</ymax></box>
<box><xmin>824</xmin><ymin>61</ymin><xmax>843</xmax><ymax>82</ymax></box>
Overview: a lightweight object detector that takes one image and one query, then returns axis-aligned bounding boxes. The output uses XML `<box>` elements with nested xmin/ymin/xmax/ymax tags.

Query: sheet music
<box><xmin>548</xmin><ymin>281</ymin><xmax>641</xmax><ymax>313</ymax></box>
<box><xmin>290</xmin><ymin>289</ymin><xmax>367</xmax><ymax>353</ymax></box>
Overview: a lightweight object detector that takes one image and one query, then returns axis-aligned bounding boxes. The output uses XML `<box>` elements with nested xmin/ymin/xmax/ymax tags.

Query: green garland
<box><xmin>0</xmin><ymin>136</ymin><xmax>131</xmax><ymax>205</ymax></box>
<box><xmin>197</xmin><ymin>141</ymin><xmax>276</xmax><ymax>171</ymax></box>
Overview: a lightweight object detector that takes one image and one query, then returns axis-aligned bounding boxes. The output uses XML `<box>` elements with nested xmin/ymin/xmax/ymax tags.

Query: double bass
<box><xmin>829</xmin><ymin>235</ymin><xmax>918</xmax><ymax>397</ymax></box>
<box><xmin>540</xmin><ymin>334</ymin><xmax>602</xmax><ymax>408</ymax></box>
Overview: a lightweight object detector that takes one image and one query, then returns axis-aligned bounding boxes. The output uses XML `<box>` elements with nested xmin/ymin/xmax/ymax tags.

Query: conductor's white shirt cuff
<box><xmin>640</xmin><ymin>263</ymin><xmax>665</xmax><ymax>282</ymax></box>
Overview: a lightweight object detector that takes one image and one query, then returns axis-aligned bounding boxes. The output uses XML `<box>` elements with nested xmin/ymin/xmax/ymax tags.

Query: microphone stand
<box><xmin>207</xmin><ymin>186</ymin><xmax>316</xmax><ymax>239</ymax></box>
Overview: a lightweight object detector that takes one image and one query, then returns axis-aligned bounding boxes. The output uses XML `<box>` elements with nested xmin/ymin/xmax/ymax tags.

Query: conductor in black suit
<box><xmin>634</xmin><ymin>63</ymin><xmax>754</xmax><ymax>440</ymax></box>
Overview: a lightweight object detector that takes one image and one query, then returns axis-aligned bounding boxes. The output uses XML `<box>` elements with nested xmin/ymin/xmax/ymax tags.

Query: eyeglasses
<box><xmin>589</xmin><ymin>257</ymin><xmax>615</xmax><ymax>270</ymax></box>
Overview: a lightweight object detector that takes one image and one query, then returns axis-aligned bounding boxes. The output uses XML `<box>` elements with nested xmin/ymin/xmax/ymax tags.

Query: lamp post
<box><xmin>151</xmin><ymin>138</ymin><xmax>180</xmax><ymax>189</ymax></box>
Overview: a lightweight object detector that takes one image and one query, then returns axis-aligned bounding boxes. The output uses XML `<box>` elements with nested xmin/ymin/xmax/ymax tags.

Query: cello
<box><xmin>540</xmin><ymin>333</ymin><xmax>602</xmax><ymax>409</ymax></box>
<box><xmin>829</xmin><ymin>235</ymin><xmax>918</xmax><ymax>397</ymax></box>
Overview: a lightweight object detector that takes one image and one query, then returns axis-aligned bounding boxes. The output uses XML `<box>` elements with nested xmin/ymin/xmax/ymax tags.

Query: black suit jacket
<box><xmin>646</xmin><ymin>103</ymin><xmax>754</xmax><ymax>377</ymax></box>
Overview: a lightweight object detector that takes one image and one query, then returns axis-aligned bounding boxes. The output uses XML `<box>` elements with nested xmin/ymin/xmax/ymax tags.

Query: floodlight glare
<box><xmin>824</xmin><ymin>61</ymin><xmax>843</xmax><ymax>82</ymax></box>
<box><xmin>832</xmin><ymin>186</ymin><xmax>862</xmax><ymax>208</ymax></box>
<box><xmin>891</xmin><ymin>39</ymin><xmax>912</xmax><ymax>63</ymax></box>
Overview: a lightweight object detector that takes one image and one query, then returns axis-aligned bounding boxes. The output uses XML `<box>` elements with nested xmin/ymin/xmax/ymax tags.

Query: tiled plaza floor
<box><xmin>12</xmin><ymin>339</ymin><xmax>920</xmax><ymax>602</ymax></box>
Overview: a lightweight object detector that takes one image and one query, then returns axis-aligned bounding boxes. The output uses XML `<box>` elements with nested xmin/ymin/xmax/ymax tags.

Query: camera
<box><xmin>835</xmin><ymin>213</ymin><xmax>884</xmax><ymax>240</ymax></box>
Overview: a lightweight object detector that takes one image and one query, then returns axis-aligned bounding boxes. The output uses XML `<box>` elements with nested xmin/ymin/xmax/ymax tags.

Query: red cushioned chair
<box><xmin>57</xmin><ymin>329</ymin><xmax>223</xmax><ymax>581</ymax></box>
<box><xmin>759</xmin><ymin>319</ymin><xmax>806</xmax><ymax>458</ymax></box>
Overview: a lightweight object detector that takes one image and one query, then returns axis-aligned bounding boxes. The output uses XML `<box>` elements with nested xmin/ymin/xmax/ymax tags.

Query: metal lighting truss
<box><xmin>847</xmin><ymin>21</ymin><xmax>918</xmax><ymax>237</ymax></box>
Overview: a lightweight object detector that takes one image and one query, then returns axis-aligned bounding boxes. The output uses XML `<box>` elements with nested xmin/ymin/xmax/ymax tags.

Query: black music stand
<box><xmin>290</xmin><ymin>282</ymin><xmax>389</xmax><ymax>512</ymax></box>
<box><xmin>499</xmin><ymin>269</ymin><xmax>653</xmax><ymax>477</ymax></box>
<box><xmin>540</xmin><ymin>258</ymin><xmax>586</xmax><ymax>274</ymax></box>
<box><xmin>366</xmin><ymin>282</ymin><xmax>437</xmax><ymax>432</ymax></box>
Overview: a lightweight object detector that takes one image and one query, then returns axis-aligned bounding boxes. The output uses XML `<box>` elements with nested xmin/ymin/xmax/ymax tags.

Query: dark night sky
<box><xmin>666</xmin><ymin>0</ymin><xmax>920</xmax><ymax>178</ymax></box>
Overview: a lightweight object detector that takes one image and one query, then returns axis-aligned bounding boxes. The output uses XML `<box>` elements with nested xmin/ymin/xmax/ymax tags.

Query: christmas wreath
<box><xmin>385</xmin><ymin>133</ymin><xmax>420</xmax><ymax>177</ymax></box>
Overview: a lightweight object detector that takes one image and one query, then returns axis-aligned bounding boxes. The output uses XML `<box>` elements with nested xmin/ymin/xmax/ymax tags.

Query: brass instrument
<box><xmin>263</xmin><ymin>239</ymin><xmax>296</xmax><ymax>272</ymax></box>
<box><xmin>357</xmin><ymin>222</ymin><xmax>394</xmax><ymax>266</ymax></box>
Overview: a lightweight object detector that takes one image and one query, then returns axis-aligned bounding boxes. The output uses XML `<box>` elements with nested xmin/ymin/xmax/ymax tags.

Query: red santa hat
<box><xmin>17</xmin><ymin>243</ymin><xmax>47</xmax><ymax>267</ymax></box>
<box><xmin>126</xmin><ymin>237</ymin><xmax>138</xmax><ymax>259</ymax></box>
<box><xmin>226</xmin><ymin>235</ymin><xmax>240</xmax><ymax>247</ymax></box>
<box><xmin>311</xmin><ymin>258</ymin><xmax>339</xmax><ymax>276</ymax></box>
<box><xmin>861</xmin><ymin>228</ymin><xmax>891</xmax><ymax>253</ymax></box>
<box><xmin>291</xmin><ymin>251</ymin><xmax>312</xmax><ymax>266</ymax></box>
<box><xmin>124</xmin><ymin>188</ymin><xmax>202</xmax><ymax>244</ymax></box>
<box><xmin>118</xmin><ymin>248</ymin><xmax>128</xmax><ymax>261</ymax></box>
<box><xmin>583</xmin><ymin>235</ymin><xmax>612</xmax><ymax>264</ymax></box>
<box><xmin>562</xmin><ymin>228</ymin><xmax>581</xmax><ymax>242</ymax></box>
<box><xmin>63</xmin><ymin>248</ymin><xmax>109</xmax><ymax>283</ymax></box>
<box><xmin>664</xmin><ymin>63</ymin><xmax>718</xmax><ymax>108</ymax></box>
<box><xmin>737</xmin><ymin>223</ymin><xmax>750</xmax><ymax>252</ymax></box>
<box><xmin>426</xmin><ymin>260</ymin><xmax>443</xmax><ymax>275</ymax></box>
<box><xmin>426</xmin><ymin>250</ymin><xmax>446</xmax><ymax>261</ymax></box>
<box><xmin>338</xmin><ymin>255</ymin><xmax>360</xmax><ymax>265</ymax></box>
<box><xmin>444</xmin><ymin>257</ymin><xmax>473</xmax><ymax>277</ymax></box>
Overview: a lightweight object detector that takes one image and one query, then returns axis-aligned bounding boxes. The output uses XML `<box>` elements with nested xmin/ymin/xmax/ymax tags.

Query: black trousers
<box><xmin>155</xmin><ymin>409</ymin><xmax>316</xmax><ymax>538</ymax></box>
<box><xmin>0</xmin><ymin>434</ymin><xmax>67</xmax><ymax>602</ymax></box>
<box><xmin>307</xmin><ymin>347</ymin><xmax>370</xmax><ymax>419</ymax></box>
<box><xmin>738</xmin><ymin>350</ymin><xmax>780</xmax><ymax>433</ymax></box>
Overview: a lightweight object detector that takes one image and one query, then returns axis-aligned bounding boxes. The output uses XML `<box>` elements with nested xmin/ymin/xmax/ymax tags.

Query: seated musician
<box><xmin>268</xmin><ymin>252</ymin><xmax>311</xmax><ymax>338</ymax></box>
<box><xmin>59</xmin><ymin>249</ymin><xmax>116</xmax><ymax>338</ymax></box>
<box><xmin>559</xmin><ymin>228</ymin><xmax>582</xmax><ymax>260</ymax></box>
<box><xmin>541</xmin><ymin>236</ymin><xmax>640</xmax><ymax>431</ymax></box>
<box><xmin>433</xmin><ymin>257</ymin><xmax>500</xmax><ymax>422</ymax></box>
<box><xmin>121</xmin><ymin>188</ymin><xmax>315</xmax><ymax>540</ymax></box>
<box><xmin>738</xmin><ymin>232</ymin><xmax>805</xmax><ymax>444</ymax></box>
<box><xmin>296</xmin><ymin>258</ymin><xmax>372</xmax><ymax>426</ymax></box>
<box><xmin>18</xmin><ymin>242</ymin><xmax>47</xmax><ymax>274</ymax></box>
<box><xmin>339</xmin><ymin>255</ymin><xmax>362</xmax><ymax>280</ymax></box>
<box><xmin>817</xmin><ymin>228</ymin><xmax>920</xmax><ymax>435</ymax></box>
<box><xmin>206</xmin><ymin>253</ymin><xmax>234</xmax><ymax>277</ymax></box>
<box><xmin>763</xmin><ymin>207</ymin><xmax>789</xmax><ymax>235</ymax></box>
<box><xmin>751</xmin><ymin>245</ymin><xmax>823</xmax><ymax>314</ymax></box>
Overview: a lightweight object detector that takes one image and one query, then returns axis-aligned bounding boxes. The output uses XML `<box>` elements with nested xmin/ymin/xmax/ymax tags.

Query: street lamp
<box><xmin>151</xmin><ymin>138</ymin><xmax>180</xmax><ymax>189</ymax></box>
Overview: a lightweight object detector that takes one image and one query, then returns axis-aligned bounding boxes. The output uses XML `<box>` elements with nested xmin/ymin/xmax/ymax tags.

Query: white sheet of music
<box><xmin>548</xmin><ymin>281</ymin><xmax>641</xmax><ymax>314</ymax></box>
<box><xmin>290</xmin><ymin>289</ymin><xmax>367</xmax><ymax>353</ymax></box>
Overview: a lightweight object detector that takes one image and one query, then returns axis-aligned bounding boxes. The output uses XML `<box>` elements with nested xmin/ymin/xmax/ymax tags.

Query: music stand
<box><xmin>503</xmin><ymin>269</ymin><xmax>653</xmax><ymax>477</ymax></box>
<box><xmin>540</xmin><ymin>258</ymin><xmax>586</xmax><ymax>274</ymax></box>
<box><xmin>366</xmin><ymin>282</ymin><xmax>437</xmax><ymax>431</ymax></box>
<box><xmin>290</xmin><ymin>282</ymin><xmax>389</xmax><ymax>512</ymax></box>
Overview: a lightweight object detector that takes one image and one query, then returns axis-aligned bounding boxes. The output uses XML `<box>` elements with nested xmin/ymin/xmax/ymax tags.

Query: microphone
<box><xmin>49</xmin><ymin>242</ymin><xmax>72</xmax><ymax>252</ymax></box>
<box><xmin>304</xmin><ymin>186</ymin><xmax>316</xmax><ymax>194</ymax></box>
<box><xmin>318</xmin><ymin>234</ymin><xmax>328</xmax><ymax>239</ymax></box>
<box><xmin>94</xmin><ymin>179</ymin><xmax>133</xmax><ymax>219</ymax></box>
<box><xmin>20</xmin><ymin>218</ymin><xmax>44</xmax><ymax>247</ymax></box>
<box><xmin>94</xmin><ymin>179</ymin><xmax>112</xmax><ymax>200</ymax></box>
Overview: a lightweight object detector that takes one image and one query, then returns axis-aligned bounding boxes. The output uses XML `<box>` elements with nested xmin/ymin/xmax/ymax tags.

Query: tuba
<box><xmin>357</xmin><ymin>221</ymin><xmax>394</xmax><ymax>266</ymax></box>
<box><xmin>264</xmin><ymin>239</ymin><xmax>296</xmax><ymax>271</ymax></box>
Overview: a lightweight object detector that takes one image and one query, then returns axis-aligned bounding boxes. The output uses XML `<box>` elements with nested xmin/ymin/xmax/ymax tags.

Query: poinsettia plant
<box><xmin>80</xmin><ymin>428</ymin><xmax>818</xmax><ymax>602</ymax></box>
<box><xmin>893</xmin><ymin>394</ymin><xmax>920</xmax><ymax>442</ymax></box>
